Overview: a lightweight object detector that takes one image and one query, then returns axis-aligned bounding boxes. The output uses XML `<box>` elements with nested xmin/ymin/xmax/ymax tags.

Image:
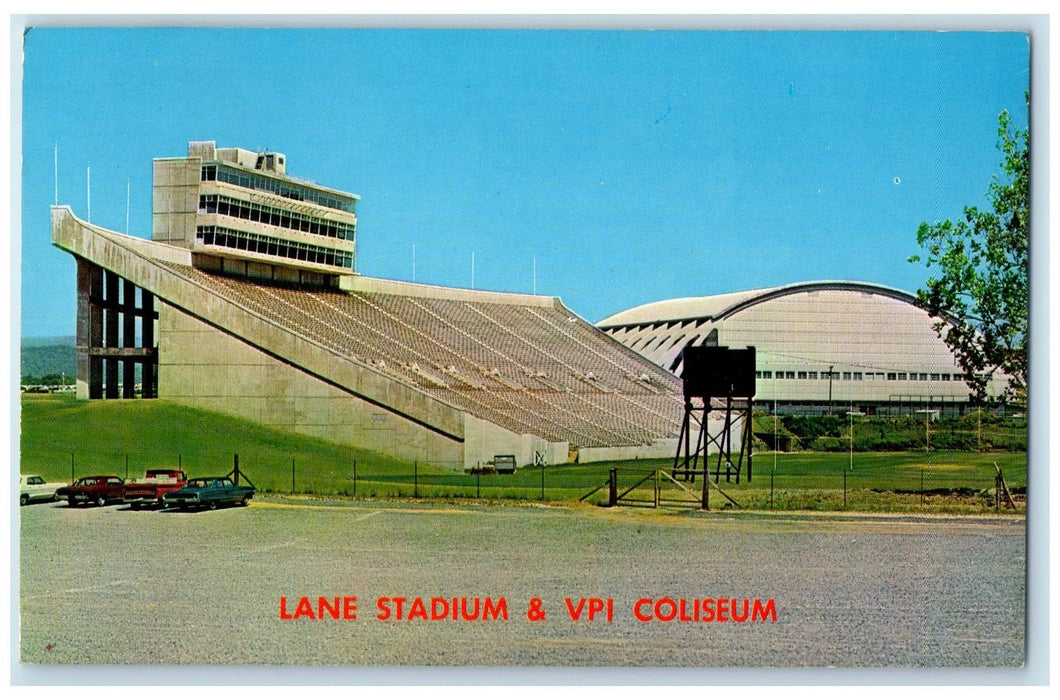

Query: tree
<box><xmin>909</xmin><ymin>103</ymin><xmax>1029</xmax><ymax>403</ymax></box>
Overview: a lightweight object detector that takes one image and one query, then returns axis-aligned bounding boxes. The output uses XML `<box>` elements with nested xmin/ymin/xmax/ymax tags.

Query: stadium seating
<box><xmin>166</xmin><ymin>264</ymin><xmax>684</xmax><ymax>448</ymax></box>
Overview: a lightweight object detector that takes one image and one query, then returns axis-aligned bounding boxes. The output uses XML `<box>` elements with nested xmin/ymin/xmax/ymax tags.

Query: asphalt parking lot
<box><xmin>18</xmin><ymin>497</ymin><xmax>1025</xmax><ymax>670</ymax></box>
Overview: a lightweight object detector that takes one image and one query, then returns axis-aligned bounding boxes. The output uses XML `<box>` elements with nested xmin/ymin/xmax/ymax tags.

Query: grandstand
<box><xmin>51</xmin><ymin>204</ymin><xmax>685</xmax><ymax>469</ymax></box>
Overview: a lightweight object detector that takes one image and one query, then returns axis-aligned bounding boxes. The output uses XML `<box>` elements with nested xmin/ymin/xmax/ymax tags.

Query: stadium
<box><xmin>50</xmin><ymin>141</ymin><xmax>689</xmax><ymax>470</ymax></box>
<box><xmin>50</xmin><ymin>140</ymin><xmax>994</xmax><ymax>472</ymax></box>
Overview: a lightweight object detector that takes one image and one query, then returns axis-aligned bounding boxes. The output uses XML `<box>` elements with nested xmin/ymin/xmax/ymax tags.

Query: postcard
<box><xmin>13</xmin><ymin>20</ymin><xmax>1040</xmax><ymax>683</ymax></box>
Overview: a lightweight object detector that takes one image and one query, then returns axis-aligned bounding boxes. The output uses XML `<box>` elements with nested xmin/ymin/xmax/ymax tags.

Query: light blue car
<box><xmin>162</xmin><ymin>477</ymin><xmax>254</xmax><ymax>511</ymax></box>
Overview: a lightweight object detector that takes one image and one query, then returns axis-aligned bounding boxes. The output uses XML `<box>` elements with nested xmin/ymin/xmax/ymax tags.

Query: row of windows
<box><xmin>756</xmin><ymin>370</ymin><xmax>960</xmax><ymax>382</ymax></box>
<box><xmin>199</xmin><ymin>195</ymin><xmax>356</xmax><ymax>241</ymax></box>
<box><xmin>196</xmin><ymin>226</ymin><xmax>353</xmax><ymax>269</ymax></box>
<box><xmin>201</xmin><ymin>164</ymin><xmax>357</xmax><ymax>214</ymax></box>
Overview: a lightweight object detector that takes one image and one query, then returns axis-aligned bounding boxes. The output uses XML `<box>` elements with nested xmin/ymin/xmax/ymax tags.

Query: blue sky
<box><xmin>19</xmin><ymin>27</ymin><xmax>1029</xmax><ymax>337</ymax></box>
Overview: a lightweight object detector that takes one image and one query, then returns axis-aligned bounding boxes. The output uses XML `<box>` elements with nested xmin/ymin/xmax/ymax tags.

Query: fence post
<box><xmin>70</xmin><ymin>452</ymin><xmax>75</xmax><ymax>482</ymax></box>
<box><xmin>234</xmin><ymin>454</ymin><xmax>239</xmax><ymax>485</ymax></box>
<box><xmin>770</xmin><ymin>465</ymin><xmax>775</xmax><ymax>510</ymax></box>
<box><xmin>920</xmin><ymin>468</ymin><xmax>924</xmax><ymax>507</ymax></box>
<box><xmin>608</xmin><ymin>468</ymin><xmax>617</xmax><ymax>507</ymax></box>
<box><xmin>843</xmin><ymin>467</ymin><xmax>847</xmax><ymax>509</ymax></box>
<box><xmin>352</xmin><ymin>459</ymin><xmax>357</xmax><ymax>497</ymax></box>
<box><xmin>414</xmin><ymin>461</ymin><xmax>418</xmax><ymax>498</ymax></box>
<box><xmin>995</xmin><ymin>469</ymin><xmax>1001</xmax><ymax>512</ymax></box>
<box><xmin>654</xmin><ymin>469</ymin><xmax>660</xmax><ymax>508</ymax></box>
<box><xmin>125</xmin><ymin>453</ymin><xmax>129</xmax><ymax>481</ymax></box>
<box><xmin>476</xmin><ymin>469</ymin><xmax>481</xmax><ymax>499</ymax></box>
<box><xmin>540</xmin><ymin>463</ymin><xmax>545</xmax><ymax>501</ymax></box>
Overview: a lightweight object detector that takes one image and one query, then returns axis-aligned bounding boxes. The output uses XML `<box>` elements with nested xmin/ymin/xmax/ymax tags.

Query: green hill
<box><xmin>19</xmin><ymin>394</ymin><xmax>414</xmax><ymax>495</ymax></box>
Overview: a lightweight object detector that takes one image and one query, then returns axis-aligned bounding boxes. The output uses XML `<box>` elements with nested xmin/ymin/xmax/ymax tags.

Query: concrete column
<box><xmin>104</xmin><ymin>270</ymin><xmax>120</xmax><ymax>398</ymax></box>
<box><xmin>122</xmin><ymin>280</ymin><xmax>137</xmax><ymax>398</ymax></box>
<box><xmin>142</xmin><ymin>291</ymin><xmax>157</xmax><ymax>398</ymax></box>
<box><xmin>76</xmin><ymin>258</ymin><xmax>105</xmax><ymax>400</ymax></box>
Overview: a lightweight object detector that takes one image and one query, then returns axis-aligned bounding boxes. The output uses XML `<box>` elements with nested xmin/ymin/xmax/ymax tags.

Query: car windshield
<box><xmin>74</xmin><ymin>478</ymin><xmax>97</xmax><ymax>486</ymax></box>
<box><xmin>187</xmin><ymin>479</ymin><xmax>210</xmax><ymax>488</ymax></box>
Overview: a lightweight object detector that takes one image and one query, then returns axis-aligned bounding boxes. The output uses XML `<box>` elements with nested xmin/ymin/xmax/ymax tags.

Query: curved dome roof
<box><xmin>598</xmin><ymin>281</ymin><xmax>918</xmax><ymax>328</ymax></box>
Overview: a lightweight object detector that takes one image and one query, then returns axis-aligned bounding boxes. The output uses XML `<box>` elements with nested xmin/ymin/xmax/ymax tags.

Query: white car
<box><xmin>20</xmin><ymin>475</ymin><xmax>67</xmax><ymax>506</ymax></box>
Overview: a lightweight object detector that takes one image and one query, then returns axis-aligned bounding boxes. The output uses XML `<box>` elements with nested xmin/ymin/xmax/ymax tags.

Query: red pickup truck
<box><xmin>124</xmin><ymin>470</ymin><xmax>189</xmax><ymax>508</ymax></box>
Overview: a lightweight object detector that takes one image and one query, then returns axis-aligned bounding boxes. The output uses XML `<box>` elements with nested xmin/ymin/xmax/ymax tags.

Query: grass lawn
<box><xmin>19</xmin><ymin>394</ymin><xmax>1027</xmax><ymax>514</ymax></box>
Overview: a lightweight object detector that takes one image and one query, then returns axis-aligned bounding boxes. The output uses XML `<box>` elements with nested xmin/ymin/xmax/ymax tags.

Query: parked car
<box><xmin>124</xmin><ymin>469</ymin><xmax>188</xmax><ymax>508</ymax></box>
<box><xmin>19</xmin><ymin>475</ymin><xmax>67</xmax><ymax>506</ymax></box>
<box><xmin>56</xmin><ymin>475</ymin><xmax>126</xmax><ymax>507</ymax></box>
<box><xmin>163</xmin><ymin>477</ymin><xmax>254</xmax><ymax>511</ymax></box>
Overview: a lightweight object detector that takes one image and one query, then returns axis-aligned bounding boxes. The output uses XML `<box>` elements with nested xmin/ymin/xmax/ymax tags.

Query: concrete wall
<box><xmin>152</xmin><ymin>158</ymin><xmax>201</xmax><ymax>247</ymax></box>
<box><xmin>579</xmin><ymin>438</ymin><xmax>681</xmax><ymax>463</ymax></box>
<box><xmin>158</xmin><ymin>303</ymin><xmax>467</xmax><ymax>468</ymax></box>
<box><xmin>461</xmin><ymin>414</ymin><xmax>568</xmax><ymax>470</ymax></box>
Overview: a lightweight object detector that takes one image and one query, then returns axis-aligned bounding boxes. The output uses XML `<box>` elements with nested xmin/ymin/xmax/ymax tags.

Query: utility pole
<box><xmin>827</xmin><ymin>365</ymin><xmax>834</xmax><ymax>416</ymax></box>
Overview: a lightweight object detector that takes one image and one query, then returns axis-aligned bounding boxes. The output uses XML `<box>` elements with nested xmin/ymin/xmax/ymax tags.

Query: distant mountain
<box><xmin>22</xmin><ymin>335</ymin><xmax>75</xmax><ymax>348</ymax></box>
<box><xmin>20</xmin><ymin>337</ymin><xmax>76</xmax><ymax>380</ymax></box>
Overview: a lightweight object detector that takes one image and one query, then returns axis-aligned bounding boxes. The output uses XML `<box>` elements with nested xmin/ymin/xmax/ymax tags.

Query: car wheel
<box><xmin>241</xmin><ymin>495</ymin><xmax>250</xmax><ymax>507</ymax></box>
<box><xmin>20</xmin><ymin>494</ymin><xmax>28</xmax><ymax>506</ymax></box>
<box><xmin>95</xmin><ymin>496</ymin><xmax>106</xmax><ymax>507</ymax></box>
<box><xmin>208</xmin><ymin>501</ymin><xmax>218</xmax><ymax>510</ymax></box>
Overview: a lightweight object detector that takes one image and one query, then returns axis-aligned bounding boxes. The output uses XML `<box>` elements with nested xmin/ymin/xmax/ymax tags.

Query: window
<box><xmin>887</xmin><ymin>373</ymin><xmax>897</xmax><ymax>380</ymax></box>
<box><xmin>897</xmin><ymin>373</ymin><xmax>907</xmax><ymax>380</ymax></box>
<box><xmin>786</xmin><ymin>372</ymin><xmax>795</xmax><ymax>379</ymax></box>
<box><xmin>807</xmin><ymin>372</ymin><xmax>818</xmax><ymax>380</ymax></box>
<box><xmin>194</xmin><ymin>225</ymin><xmax>351</xmax><ymax>269</ymax></box>
<box><xmin>842</xmin><ymin>372</ymin><xmax>851</xmax><ymax>380</ymax></box>
<box><xmin>797</xmin><ymin>371</ymin><xmax>807</xmax><ymax>379</ymax></box>
<box><xmin>853</xmin><ymin>372</ymin><xmax>862</xmax><ymax>380</ymax></box>
<box><xmin>919</xmin><ymin>373</ymin><xmax>928</xmax><ymax>381</ymax></box>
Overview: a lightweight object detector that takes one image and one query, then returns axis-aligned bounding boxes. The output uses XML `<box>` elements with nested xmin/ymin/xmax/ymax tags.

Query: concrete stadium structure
<box><xmin>51</xmin><ymin>142</ymin><xmax>688</xmax><ymax>469</ymax></box>
<box><xmin>598</xmin><ymin>282</ymin><xmax>1005</xmax><ymax>416</ymax></box>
